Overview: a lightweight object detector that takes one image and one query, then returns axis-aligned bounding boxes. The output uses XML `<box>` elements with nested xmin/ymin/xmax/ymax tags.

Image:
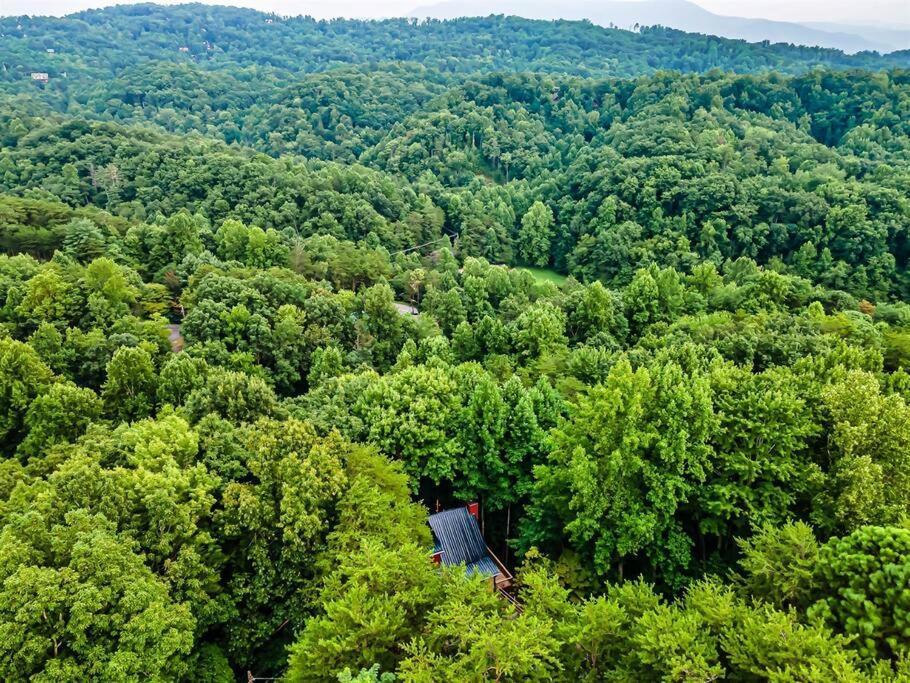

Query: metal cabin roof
<box><xmin>428</xmin><ymin>507</ymin><xmax>500</xmax><ymax>578</ymax></box>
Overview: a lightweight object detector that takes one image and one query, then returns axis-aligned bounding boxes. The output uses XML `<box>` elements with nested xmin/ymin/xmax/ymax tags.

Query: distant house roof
<box><xmin>428</xmin><ymin>507</ymin><xmax>501</xmax><ymax>579</ymax></box>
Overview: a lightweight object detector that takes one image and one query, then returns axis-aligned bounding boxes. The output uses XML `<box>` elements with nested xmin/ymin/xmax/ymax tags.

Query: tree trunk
<box><xmin>698</xmin><ymin>527</ymin><xmax>706</xmax><ymax>567</ymax></box>
<box><xmin>504</xmin><ymin>503</ymin><xmax>511</xmax><ymax>566</ymax></box>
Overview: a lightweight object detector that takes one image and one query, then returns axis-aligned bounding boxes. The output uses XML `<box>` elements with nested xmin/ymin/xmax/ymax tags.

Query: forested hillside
<box><xmin>1</xmin><ymin>4</ymin><xmax>910</xmax><ymax>682</ymax></box>
<box><xmin>3</xmin><ymin>2</ymin><xmax>910</xmax><ymax>85</ymax></box>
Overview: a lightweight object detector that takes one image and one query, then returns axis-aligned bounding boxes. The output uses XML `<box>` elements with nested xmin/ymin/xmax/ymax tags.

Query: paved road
<box><xmin>165</xmin><ymin>324</ymin><xmax>184</xmax><ymax>352</ymax></box>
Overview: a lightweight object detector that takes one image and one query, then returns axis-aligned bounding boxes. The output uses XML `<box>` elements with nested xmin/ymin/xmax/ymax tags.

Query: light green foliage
<box><xmin>288</xmin><ymin>539</ymin><xmax>444</xmax><ymax>681</ymax></box>
<box><xmin>698</xmin><ymin>365</ymin><xmax>820</xmax><ymax>539</ymax></box>
<box><xmin>286</xmin><ymin>450</ymin><xmax>438</xmax><ymax>681</ymax></box>
<box><xmin>500</xmin><ymin>375</ymin><xmax>547</xmax><ymax>499</ymax></box>
<box><xmin>62</xmin><ymin>217</ymin><xmax>108</xmax><ymax>262</ymax></box>
<box><xmin>308</xmin><ymin>345</ymin><xmax>346</xmax><ymax>386</ymax></box>
<box><xmin>184</xmin><ymin>367</ymin><xmax>279</xmax><ymax>423</ymax></box>
<box><xmin>821</xmin><ymin>372</ymin><xmax>910</xmax><ymax>530</ymax></box>
<box><xmin>161</xmin><ymin>212</ymin><xmax>206</xmax><ymax>266</ymax></box>
<box><xmin>0</xmin><ymin>413</ymin><xmax>222</xmax><ymax>680</ymax></box>
<box><xmin>269</xmin><ymin>304</ymin><xmax>309</xmax><ymax>392</ymax></box>
<box><xmin>456</xmin><ymin>369</ymin><xmax>508</xmax><ymax>505</ymax></box>
<box><xmin>102</xmin><ymin>345</ymin><xmax>158</xmax><ymax>422</ymax></box>
<box><xmin>625</xmin><ymin>265</ymin><xmax>688</xmax><ymax>337</ymax></box>
<box><xmin>353</xmin><ymin>363</ymin><xmax>549</xmax><ymax>509</ymax></box>
<box><xmin>626</xmin><ymin>602</ymin><xmax>724</xmax><ymax>681</ymax></box>
<box><xmin>527</xmin><ymin>355</ymin><xmax>715</xmax><ymax>584</ymax></box>
<box><xmin>218</xmin><ymin>418</ymin><xmax>347</xmax><ymax>664</ymax></box>
<box><xmin>2</xmin><ymin>9</ymin><xmax>910</xmax><ymax>679</ymax></box>
<box><xmin>564</xmin><ymin>281</ymin><xmax>627</xmax><ymax>346</ymax></box>
<box><xmin>326</xmin><ymin>446</ymin><xmax>432</xmax><ymax>555</ymax></box>
<box><xmin>0</xmin><ymin>513</ymin><xmax>196</xmax><ymax>681</ymax></box>
<box><xmin>423</xmin><ymin>287</ymin><xmax>467</xmax><ymax>336</ymax></box>
<box><xmin>214</xmin><ymin>219</ymin><xmax>250</xmax><ymax>262</ymax></box>
<box><xmin>355</xmin><ymin>365</ymin><xmax>462</xmax><ymax>484</ymax></box>
<box><xmin>157</xmin><ymin>353</ymin><xmax>209</xmax><ymax>406</ymax></box>
<box><xmin>338</xmin><ymin>665</ymin><xmax>396</xmax><ymax>683</ymax></box>
<box><xmin>83</xmin><ymin>257</ymin><xmax>139</xmax><ymax>326</ymax></box>
<box><xmin>18</xmin><ymin>382</ymin><xmax>103</xmax><ymax>459</ymax></box>
<box><xmin>721</xmin><ymin>603</ymin><xmax>865</xmax><ymax>681</ymax></box>
<box><xmin>12</xmin><ymin>415</ymin><xmax>223</xmax><ymax>623</ymax></box>
<box><xmin>0</xmin><ymin>337</ymin><xmax>55</xmax><ymax>445</ymax></box>
<box><xmin>434</xmin><ymin>560</ymin><xmax>870</xmax><ymax>682</ymax></box>
<box><xmin>809</xmin><ymin>526</ymin><xmax>910</xmax><ymax>661</ymax></box>
<box><xmin>399</xmin><ymin>577</ymin><xmax>562</xmax><ymax>682</ymax></box>
<box><xmin>512</xmin><ymin>301</ymin><xmax>566</xmax><ymax>360</ymax></box>
<box><xmin>517</xmin><ymin>201</ymin><xmax>555</xmax><ymax>267</ymax></box>
<box><xmin>358</xmin><ymin>282</ymin><xmax>410</xmax><ymax>371</ymax></box>
<box><xmin>215</xmin><ymin>219</ymin><xmax>289</xmax><ymax>268</ymax></box>
<box><xmin>14</xmin><ymin>264</ymin><xmax>78</xmax><ymax>330</ymax></box>
<box><xmin>735</xmin><ymin>522</ymin><xmax>820</xmax><ymax>610</ymax></box>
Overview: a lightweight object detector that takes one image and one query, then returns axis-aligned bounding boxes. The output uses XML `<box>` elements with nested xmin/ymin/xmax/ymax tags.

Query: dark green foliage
<box><xmin>4</xmin><ymin>5</ymin><xmax>908</xmax><ymax>98</ymax></box>
<box><xmin>0</xmin><ymin>5</ymin><xmax>909</xmax><ymax>680</ymax></box>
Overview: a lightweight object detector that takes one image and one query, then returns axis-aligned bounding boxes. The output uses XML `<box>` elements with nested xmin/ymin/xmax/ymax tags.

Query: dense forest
<box><xmin>1</xmin><ymin>4</ymin><xmax>910</xmax><ymax>681</ymax></box>
<box><xmin>4</xmin><ymin>3</ymin><xmax>910</xmax><ymax>83</ymax></box>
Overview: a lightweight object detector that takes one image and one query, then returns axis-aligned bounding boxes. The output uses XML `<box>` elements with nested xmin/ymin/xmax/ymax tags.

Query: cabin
<box><xmin>30</xmin><ymin>72</ymin><xmax>49</xmax><ymax>83</ymax></box>
<box><xmin>178</xmin><ymin>46</ymin><xmax>190</xmax><ymax>53</ymax></box>
<box><xmin>428</xmin><ymin>503</ymin><xmax>512</xmax><ymax>591</ymax></box>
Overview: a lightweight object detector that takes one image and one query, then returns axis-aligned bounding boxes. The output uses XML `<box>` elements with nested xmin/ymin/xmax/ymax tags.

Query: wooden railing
<box><xmin>497</xmin><ymin>586</ymin><xmax>524</xmax><ymax>614</ymax></box>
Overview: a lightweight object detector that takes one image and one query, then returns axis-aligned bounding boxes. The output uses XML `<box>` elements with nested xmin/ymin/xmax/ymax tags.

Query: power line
<box><xmin>390</xmin><ymin>234</ymin><xmax>453</xmax><ymax>256</ymax></box>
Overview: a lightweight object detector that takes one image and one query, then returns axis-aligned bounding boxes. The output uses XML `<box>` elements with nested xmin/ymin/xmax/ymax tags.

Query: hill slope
<box><xmin>2</xmin><ymin>2</ymin><xmax>909</xmax><ymax>90</ymax></box>
<box><xmin>410</xmin><ymin>0</ymin><xmax>909</xmax><ymax>53</ymax></box>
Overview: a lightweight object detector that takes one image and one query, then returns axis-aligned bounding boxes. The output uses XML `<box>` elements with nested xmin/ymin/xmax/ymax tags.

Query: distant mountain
<box><xmin>409</xmin><ymin>0</ymin><xmax>908</xmax><ymax>53</ymax></box>
<box><xmin>802</xmin><ymin>21</ymin><xmax>910</xmax><ymax>53</ymax></box>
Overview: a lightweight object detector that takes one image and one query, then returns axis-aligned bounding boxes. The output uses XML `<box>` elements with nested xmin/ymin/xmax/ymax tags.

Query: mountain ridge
<box><xmin>408</xmin><ymin>0</ymin><xmax>910</xmax><ymax>53</ymax></box>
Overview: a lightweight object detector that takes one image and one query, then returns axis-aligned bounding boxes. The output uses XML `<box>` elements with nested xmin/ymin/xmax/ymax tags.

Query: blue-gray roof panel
<box><xmin>428</xmin><ymin>507</ymin><xmax>492</xmax><ymax>568</ymax></box>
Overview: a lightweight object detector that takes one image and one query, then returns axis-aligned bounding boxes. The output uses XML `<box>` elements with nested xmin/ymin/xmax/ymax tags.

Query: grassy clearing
<box><xmin>521</xmin><ymin>266</ymin><xmax>569</xmax><ymax>286</ymax></box>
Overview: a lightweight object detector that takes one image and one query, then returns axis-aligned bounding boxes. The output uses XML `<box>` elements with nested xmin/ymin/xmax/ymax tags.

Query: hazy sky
<box><xmin>0</xmin><ymin>0</ymin><xmax>907</xmax><ymax>26</ymax></box>
<box><xmin>696</xmin><ymin>0</ymin><xmax>908</xmax><ymax>25</ymax></box>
